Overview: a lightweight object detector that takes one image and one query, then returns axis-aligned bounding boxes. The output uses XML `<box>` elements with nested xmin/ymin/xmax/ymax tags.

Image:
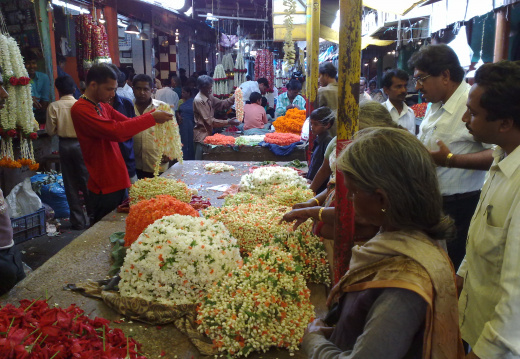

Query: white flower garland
<box><xmin>212</xmin><ymin>64</ymin><xmax>228</xmax><ymax>99</ymax></box>
<box><xmin>239</xmin><ymin>166</ymin><xmax>308</xmax><ymax>195</ymax></box>
<box><xmin>233</xmin><ymin>53</ymin><xmax>246</xmax><ymax>89</ymax></box>
<box><xmin>154</xmin><ymin>103</ymin><xmax>183</xmax><ymax>176</ymax></box>
<box><xmin>234</xmin><ymin>87</ymin><xmax>244</xmax><ymax>122</ymax></box>
<box><xmin>120</xmin><ymin>214</ymin><xmax>242</xmax><ymax>305</ymax></box>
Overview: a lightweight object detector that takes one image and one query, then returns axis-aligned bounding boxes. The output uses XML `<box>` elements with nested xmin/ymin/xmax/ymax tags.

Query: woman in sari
<box><xmin>302</xmin><ymin>127</ymin><xmax>463</xmax><ymax>359</ymax></box>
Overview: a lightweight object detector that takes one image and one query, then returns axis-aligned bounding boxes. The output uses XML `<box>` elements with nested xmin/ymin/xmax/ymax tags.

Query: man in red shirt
<box><xmin>71</xmin><ymin>65</ymin><xmax>173</xmax><ymax>224</ymax></box>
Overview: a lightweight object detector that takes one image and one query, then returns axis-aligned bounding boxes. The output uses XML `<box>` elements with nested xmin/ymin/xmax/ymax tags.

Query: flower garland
<box><xmin>203</xmin><ymin>133</ymin><xmax>236</xmax><ymax>146</ymax></box>
<box><xmin>204</xmin><ymin>162</ymin><xmax>235</xmax><ymax>173</ymax></box>
<box><xmin>212</xmin><ymin>64</ymin><xmax>229</xmax><ymax>99</ymax></box>
<box><xmin>129</xmin><ymin>177</ymin><xmax>192</xmax><ymax>205</ymax></box>
<box><xmin>254</xmin><ymin>49</ymin><xmax>275</xmax><ymax>93</ymax></box>
<box><xmin>283</xmin><ymin>0</ymin><xmax>296</xmax><ymax>72</ymax></box>
<box><xmin>0</xmin><ymin>34</ymin><xmax>38</xmax><ymax>170</ymax></box>
<box><xmin>76</xmin><ymin>15</ymin><xmax>111</xmax><ymax>80</ymax></box>
<box><xmin>0</xmin><ymin>299</ymin><xmax>145</xmax><ymax>358</ymax></box>
<box><xmin>233</xmin><ymin>53</ymin><xmax>247</xmax><ymax>89</ymax></box>
<box><xmin>235</xmin><ymin>135</ymin><xmax>265</xmax><ymax>146</ymax></box>
<box><xmin>124</xmin><ymin>194</ymin><xmax>199</xmax><ymax>247</ymax></box>
<box><xmin>120</xmin><ymin>214</ymin><xmax>242</xmax><ymax>305</ymax></box>
<box><xmin>154</xmin><ymin>103</ymin><xmax>183</xmax><ymax>176</ymax></box>
<box><xmin>239</xmin><ymin>166</ymin><xmax>307</xmax><ymax>194</ymax></box>
<box><xmin>273</xmin><ymin>108</ymin><xmax>306</xmax><ymax>135</ymax></box>
<box><xmin>234</xmin><ymin>87</ymin><xmax>244</xmax><ymax>122</ymax></box>
<box><xmin>197</xmin><ymin>245</ymin><xmax>315</xmax><ymax>357</ymax></box>
<box><xmin>411</xmin><ymin>102</ymin><xmax>428</xmax><ymax>118</ymax></box>
<box><xmin>222</xmin><ymin>54</ymin><xmax>235</xmax><ymax>94</ymax></box>
<box><xmin>264</xmin><ymin>132</ymin><xmax>301</xmax><ymax>146</ymax></box>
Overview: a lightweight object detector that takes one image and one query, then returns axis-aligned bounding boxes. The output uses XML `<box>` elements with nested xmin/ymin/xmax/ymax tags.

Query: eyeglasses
<box><xmin>412</xmin><ymin>74</ymin><xmax>432</xmax><ymax>86</ymax></box>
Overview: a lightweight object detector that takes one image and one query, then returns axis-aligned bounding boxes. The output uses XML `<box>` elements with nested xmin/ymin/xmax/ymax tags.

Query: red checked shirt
<box><xmin>71</xmin><ymin>97</ymin><xmax>156</xmax><ymax>194</ymax></box>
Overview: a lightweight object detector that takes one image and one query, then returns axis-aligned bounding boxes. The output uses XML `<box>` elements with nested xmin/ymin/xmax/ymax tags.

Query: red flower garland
<box><xmin>264</xmin><ymin>133</ymin><xmax>301</xmax><ymax>146</ymax></box>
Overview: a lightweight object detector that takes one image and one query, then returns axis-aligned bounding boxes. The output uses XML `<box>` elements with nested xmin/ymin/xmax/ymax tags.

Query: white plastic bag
<box><xmin>6</xmin><ymin>178</ymin><xmax>42</xmax><ymax>218</ymax></box>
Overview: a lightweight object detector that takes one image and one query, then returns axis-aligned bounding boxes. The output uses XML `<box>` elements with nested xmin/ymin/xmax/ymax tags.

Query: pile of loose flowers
<box><xmin>203</xmin><ymin>133</ymin><xmax>236</xmax><ymax>146</ymax></box>
<box><xmin>0</xmin><ymin>299</ymin><xmax>145</xmax><ymax>358</ymax></box>
<box><xmin>119</xmin><ymin>214</ymin><xmax>242</xmax><ymax>306</ymax></box>
<box><xmin>204</xmin><ymin>162</ymin><xmax>235</xmax><ymax>173</ymax></box>
<box><xmin>263</xmin><ymin>133</ymin><xmax>301</xmax><ymax>146</ymax></box>
<box><xmin>240</xmin><ymin>166</ymin><xmax>308</xmax><ymax>195</ymax></box>
<box><xmin>129</xmin><ymin>177</ymin><xmax>192</xmax><ymax>205</ymax></box>
<box><xmin>272</xmin><ymin>108</ymin><xmax>306</xmax><ymax>135</ymax></box>
<box><xmin>197</xmin><ymin>245</ymin><xmax>315</xmax><ymax>357</ymax></box>
<box><xmin>235</xmin><ymin>135</ymin><xmax>266</xmax><ymax>146</ymax></box>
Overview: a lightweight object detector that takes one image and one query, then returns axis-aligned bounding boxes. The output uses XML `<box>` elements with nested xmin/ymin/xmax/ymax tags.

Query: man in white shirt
<box><xmin>408</xmin><ymin>44</ymin><xmax>493</xmax><ymax>270</ymax></box>
<box><xmin>359</xmin><ymin>77</ymin><xmax>372</xmax><ymax>102</ymax></box>
<box><xmin>155</xmin><ymin>78</ymin><xmax>179</xmax><ymax>111</ymax></box>
<box><xmin>239</xmin><ymin>78</ymin><xmax>269</xmax><ymax>103</ymax></box>
<box><xmin>382</xmin><ymin>69</ymin><xmax>416</xmax><ymax>134</ymax></box>
<box><xmin>116</xmin><ymin>71</ymin><xmax>135</xmax><ymax>102</ymax></box>
<box><xmin>46</xmin><ymin>76</ymin><xmax>90</xmax><ymax>229</ymax></box>
<box><xmin>457</xmin><ymin>61</ymin><xmax>520</xmax><ymax>359</ymax></box>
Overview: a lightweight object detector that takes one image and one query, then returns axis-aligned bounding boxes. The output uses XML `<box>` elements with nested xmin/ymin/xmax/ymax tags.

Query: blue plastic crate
<box><xmin>11</xmin><ymin>207</ymin><xmax>46</xmax><ymax>244</ymax></box>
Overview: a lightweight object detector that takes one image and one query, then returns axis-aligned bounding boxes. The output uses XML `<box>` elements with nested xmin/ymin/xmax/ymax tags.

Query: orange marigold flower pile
<box><xmin>203</xmin><ymin>133</ymin><xmax>236</xmax><ymax>146</ymax></box>
<box><xmin>124</xmin><ymin>195</ymin><xmax>199</xmax><ymax>247</ymax></box>
<box><xmin>264</xmin><ymin>133</ymin><xmax>301</xmax><ymax>146</ymax></box>
<box><xmin>272</xmin><ymin>108</ymin><xmax>306</xmax><ymax>134</ymax></box>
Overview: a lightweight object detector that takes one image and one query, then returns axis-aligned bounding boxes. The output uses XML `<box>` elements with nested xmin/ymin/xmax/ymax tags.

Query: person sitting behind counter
<box><xmin>241</xmin><ymin>92</ymin><xmax>270</xmax><ymax>135</ymax></box>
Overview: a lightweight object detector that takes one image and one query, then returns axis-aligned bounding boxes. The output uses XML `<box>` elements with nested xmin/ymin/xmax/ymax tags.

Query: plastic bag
<box><xmin>6</xmin><ymin>178</ymin><xmax>43</xmax><ymax>218</ymax></box>
<box><xmin>40</xmin><ymin>182</ymin><xmax>70</xmax><ymax>218</ymax></box>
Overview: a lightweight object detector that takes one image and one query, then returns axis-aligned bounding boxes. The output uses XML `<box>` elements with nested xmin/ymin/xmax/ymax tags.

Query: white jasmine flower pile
<box><xmin>204</xmin><ymin>162</ymin><xmax>235</xmax><ymax>173</ymax></box>
<box><xmin>197</xmin><ymin>245</ymin><xmax>315</xmax><ymax>357</ymax></box>
<box><xmin>203</xmin><ymin>203</ymin><xmax>330</xmax><ymax>284</ymax></box>
<box><xmin>153</xmin><ymin>103</ymin><xmax>183</xmax><ymax>175</ymax></box>
<box><xmin>129</xmin><ymin>177</ymin><xmax>192</xmax><ymax>205</ymax></box>
<box><xmin>119</xmin><ymin>215</ymin><xmax>242</xmax><ymax>305</ymax></box>
<box><xmin>223</xmin><ymin>185</ymin><xmax>314</xmax><ymax>208</ymax></box>
<box><xmin>235</xmin><ymin>135</ymin><xmax>265</xmax><ymax>146</ymax></box>
<box><xmin>239</xmin><ymin>166</ymin><xmax>308</xmax><ymax>195</ymax></box>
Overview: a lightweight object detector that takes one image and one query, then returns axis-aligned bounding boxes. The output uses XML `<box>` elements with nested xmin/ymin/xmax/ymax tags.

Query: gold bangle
<box><xmin>445</xmin><ymin>153</ymin><xmax>454</xmax><ymax>168</ymax></box>
<box><xmin>318</xmin><ymin>207</ymin><xmax>324</xmax><ymax>222</ymax></box>
<box><xmin>312</xmin><ymin>197</ymin><xmax>320</xmax><ymax>206</ymax></box>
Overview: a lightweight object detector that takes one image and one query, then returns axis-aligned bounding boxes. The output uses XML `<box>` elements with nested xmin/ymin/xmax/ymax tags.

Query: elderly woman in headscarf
<box><xmin>302</xmin><ymin>127</ymin><xmax>464</xmax><ymax>359</ymax></box>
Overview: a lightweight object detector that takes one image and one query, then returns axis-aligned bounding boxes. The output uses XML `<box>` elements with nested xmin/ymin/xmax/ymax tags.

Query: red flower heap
<box><xmin>0</xmin><ymin>299</ymin><xmax>146</xmax><ymax>358</ymax></box>
<box><xmin>264</xmin><ymin>133</ymin><xmax>301</xmax><ymax>146</ymax></box>
<box><xmin>124</xmin><ymin>194</ymin><xmax>199</xmax><ymax>247</ymax></box>
<box><xmin>203</xmin><ymin>133</ymin><xmax>236</xmax><ymax>146</ymax></box>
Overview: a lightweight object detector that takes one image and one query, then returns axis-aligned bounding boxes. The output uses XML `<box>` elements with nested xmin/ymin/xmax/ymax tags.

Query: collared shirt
<box><xmin>193</xmin><ymin>92</ymin><xmax>233</xmax><ymax>143</ymax></box>
<box><xmin>116</xmin><ymin>83</ymin><xmax>135</xmax><ymax>102</ymax></box>
<box><xmin>133</xmin><ymin>98</ymin><xmax>172</xmax><ymax>173</ymax></box>
<box><xmin>243</xmin><ymin>103</ymin><xmax>267</xmax><ymax>131</ymax></box>
<box><xmin>384</xmin><ymin>99</ymin><xmax>416</xmax><ymax>134</ymax></box>
<box><xmin>458</xmin><ymin>145</ymin><xmax>520</xmax><ymax>359</ymax></box>
<box><xmin>318</xmin><ymin>82</ymin><xmax>338</xmax><ymax>111</ymax></box>
<box><xmin>240</xmin><ymin>81</ymin><xmax>261</xmax><ymax>103</ymax></box>
<box><xmin>71</xmin><ymin>97</ymin><xmax>155</xmax><ymax>194</ymax></box>
<box><xmin>155</xmin><ymin>87</ymin><xmax>179</xmax><ymax>111</ymax></box>
<box><xmin>30</xmin><ymin>71</ymin><xmax>51</xmax><ymax>102</ymax></box>
<box><xmin>46</xmin><ymin>95</ymin><xmax>78</xmax><ymax>138</ymax></box>
<box><xmin>274</xmin><ymin>92</ymin><xmax>306</xmax><ymax>119</ymax></box>
<box><xmin>111</xmin><ymin>94</ymin><xmax>136</xmax><ymax>178</ymax></box>
<box><xmin>417</xmin><ymin>81</ymin><xmax>492</xmax><ymax>196</ymax></box>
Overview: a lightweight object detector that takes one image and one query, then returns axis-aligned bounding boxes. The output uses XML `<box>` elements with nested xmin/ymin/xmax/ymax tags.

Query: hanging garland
<box><xmin>254</xmin><ymin>49</ymin><xmax>275</xmax><ymax>93</ymax></box>
<box><xmin>75</xmin><ymin>15</ymin><xmax>111</xmax><ymax>80</ymax></box>
<box><xmin>213</xmin><ymin>64</ymin><xmax>229</xmax><ymax>99</ymax></box>
<box><xmin>283</xmin><ymin>0</ymin><xmax>296</xmax><ymax>72</ymax></box>
<box><xmin>233</xmin><ymin>53</ymin><xmax>246</xmax><ymax>89</ymax></box>
<box><xmin>222</xmin><ymin>54</ymin><xmax>235</xmax><ymax>94</ymax></box>
<box><xmin>0</xmin><ymin>34</ymin><xmax>38</xmax><ymax>170</ymax></box>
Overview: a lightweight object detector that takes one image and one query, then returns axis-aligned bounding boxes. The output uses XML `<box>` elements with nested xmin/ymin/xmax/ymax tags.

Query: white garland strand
<box><xmin>233</xmin><ymin>53</ymin><xmax>246</xmax><ymax>89</ymax></box>
<box><xmin>234</xmin><ymin>87</ymin><xmax>244</xmax><ymax>122</ymax></box>
<box><xmin>154</xmin><ymin>103</ymin><xmax>183</xmax><ymax>176</ymax></box>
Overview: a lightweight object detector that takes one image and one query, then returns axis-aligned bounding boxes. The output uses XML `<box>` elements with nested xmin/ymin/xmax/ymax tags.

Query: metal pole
<box><xmin>493</xmin><ymin>6</ymin><xmax>510</xmax><ymax>62</ymax></box>
<box><xmin>334</xmin><ymin>0</ymin><xmax>362</xmax><ymax>282</ymax></box>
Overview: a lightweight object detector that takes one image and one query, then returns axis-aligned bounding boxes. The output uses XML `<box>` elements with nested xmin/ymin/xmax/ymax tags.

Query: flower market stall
<box><xmin>4</xmin><ymin>161</ymin><xmax>328</xmax><ymax>358</ymax></box>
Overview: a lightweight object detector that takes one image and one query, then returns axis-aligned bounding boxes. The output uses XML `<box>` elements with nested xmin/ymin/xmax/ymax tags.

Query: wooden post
<box><xmin>104</xmin><ymin>0</ymin><xmax>120</xmax><ymax>67</ymax></box>
<box><xmin>305</xmin><ymin>0</ymin><xmax>320</xmax><ymax>163</ymax></box>
<box><xmin>47</xmin><ymin>10</ymin><xmax>58</xmax><ymax>100</ymax></box>
<box><xmin>334</xmin><ymin>0</ymin><xmax>362</xmax><ymax>281</ymax></box>
<box><xmin>493</xmin><ymin>6</ymin><xmax>510</xmax><ymax>62</ymax></box>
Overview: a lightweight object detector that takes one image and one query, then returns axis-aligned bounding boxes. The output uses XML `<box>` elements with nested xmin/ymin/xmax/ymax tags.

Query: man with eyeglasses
<box><xmin>408</xmin><ymin>44</ymin><xmax>493</xmax><ymax>271</ymax></box>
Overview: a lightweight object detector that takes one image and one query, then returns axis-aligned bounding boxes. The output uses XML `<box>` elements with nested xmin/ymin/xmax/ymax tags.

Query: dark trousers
<box><xmin>135</xmin><ymin>169</ymin><xmax>154</xmax><ymax>179</ymax></box>
<box><xmin>88</xmin><ymin>189</ymin><xmax>127</xmax><ymax>225</ymax></box>
<box><xmin>59</xmin><ymin>138</ymin><xmax>90</xmax><ymax>229</ymax></box>
<box><xmin>0</xmin><ymin>246</ymin><xmax>26</xmax><ymax>295</ymax></box>
<box><xmin>442</xmin><ymin>190</ymin><xmax>481</xmax><ymax>271</ymax></box>
<box><xmin>194</xmin><ymin>142</ymin><xmax>204</xmax><ymax>160</ymax></box>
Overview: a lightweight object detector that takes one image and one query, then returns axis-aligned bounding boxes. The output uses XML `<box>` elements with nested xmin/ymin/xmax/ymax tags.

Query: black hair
<box><xmin>319</xmin><ymin>62</ymin><xmax>337</xmax><ymax>78</ymax></box>
<box><xmin>257</xmin><ymin>77</ymin><xmax>269</xmax><ymax>88</ymax></box>
<box><xmin>54</xmin><ymin>76</ymin><xmax>75</xmax><ymax>95</ymax></box>
<box><xmin>368</xmin><ymin>79</ymin><xmax>377</xmax><ymax>87</ymax></box>
<box><xmin>286</xmin><ymin>79</ymin><xmax>302</xmax><ymax>91</ymax></box>
<box><xmin>169</xmin><ymin>74</ymin><xmax>181</xmax><ymax>87</ymax></box>
<box><xmin>310</xmin><ymin>106</ymin><xmax>335</xmax><ymax>126</ymax></box>
<box><xmin>408</xmin><ymin>44</ymin><xmax>465</xmax><ymax>83</ymax></box>
<box><xmin>86</xmin><ymin>64</ymin><xmax>117</xmax><ymax>85</ymax></box>
<box><xmin>182</xmin><ymin>86</ymin><xmax>196</xmax><ymax>97</ymax></box>
<box><xmin>57</xmin><ymin>54</ymin><xmax>66</xmax><ymax>65</ymax></box>
<box><xmin>120</xmin><ymin>67</ymin><xmax>135</xmax><ymax>81</ymax></box>
<box><xmin>179</xmin><ymin>68</ymin><xmax>186</xmax><ymax>74</ymax></box>
<box><xmin>261</xmin><ymin>97</ymin><xmax>268</xmax><ymax>107</ymax></box>
<box><xmin>382</xmin><ymin>69</ymin><xmax>409</xmax><ymax>89</ymax></box>
<box><xmin>475</xmin><ymin>61</ymin><xmax>520</xmax><ymax>127</ymax></box>
<box><xmin>132</xmin><ymin>74</ymin><xmax>154</xmax><ymax>88</ymax></box>
<box><xmin>250</xmin><ymin>92</ymin><xmax>262</xmax><ymax>103</ymax></box>
<box><xmin>246</xmin><ymin>75</ymin><xmax>252</xmax><ymax>81</ymax></box>
<box><xmin>107</xmin><ymin>64</ymin><xmax>126</xmax><ymax>87</ymax></box>
<box><xmin>22</xmin><ymin>47</ymin><xmax>39</xmax><ymax>62</ymax></box>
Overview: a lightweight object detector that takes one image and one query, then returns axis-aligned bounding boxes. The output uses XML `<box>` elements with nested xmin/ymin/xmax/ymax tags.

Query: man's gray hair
<box><xmin>337</xmin><ymin>127</ymin><xmax>455</xmax><ymax>240</ymax></box>
<box><xmin>197</xmin><ymin>75</ymin><xmax>214</xmax><ymax>89</ymax></box>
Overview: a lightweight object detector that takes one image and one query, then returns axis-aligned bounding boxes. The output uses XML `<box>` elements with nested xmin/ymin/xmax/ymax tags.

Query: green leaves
<box><xmin>109</xmin><ymin>232</ymin><xmax>127</xmax><ymax>276</ymax></box>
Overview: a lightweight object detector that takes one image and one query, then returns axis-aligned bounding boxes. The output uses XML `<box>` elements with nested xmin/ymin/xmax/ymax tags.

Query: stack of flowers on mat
<box><xmin>197</xmin><ymin>245</ymin><xmax>315</xmax><ymax>357</ymax></box>
<box><xmin>203</xmin><ymin>203</ymin><xmax>329</xmax><ymax>284</ymax></box>
<box><xmin>204</xmin><ymin>162</ymin><xmax>235</xmax><ymax>173</ymax></box>
<box><xmin>239</xmin><ymin>166</ymin><xmax>307</xmax><ymax>195</ymax></box>
<box><xmin>0</xmin><ymin>299</ymin><xmax>145</xmax><ymax>358</ymax></box>
<box><xmin>235</xmin><ymin>135</ymin><xmax>266</xmax><ymax>146</ymax></box>
<box><xmin>124</xmin><ymin>195</ymin><xmax>200</xmax><ymax>247</ymax></box>
<box><xmin>203</xmin><ymin>133</ymin><xmax>236</xmax><ymax>146</ymax></box>
<box><xmin>129</xmin><ymin>177</ymin><xmax>192</xmax><ymax>205</ymax></box>
<box><xmin>263</xmin><ymin>133</ymin><xmax>301</xmax><ymax>146</ymax></box>
<box><xmin>119</xmin><ymin>215</ymin><xmax>242</xmax><ymax>305</ymax></box>
<box><xmin>272</xmin><ymin>108</ymin><xmax>306</xmax><ymax>135</ymax></box>
<box><xmin>223</xmin><ymin>184</ymin><xmax>314</xmax><ymax>208</ymax></box>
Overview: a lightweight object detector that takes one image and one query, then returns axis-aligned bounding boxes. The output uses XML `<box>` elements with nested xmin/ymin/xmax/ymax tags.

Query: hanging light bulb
<box><xmin>46</xmin><ymin>1</ymin><xmax>53</xmax><ymax>12</ymax></box>
<box><xmin>373</xmin><ymin>58</ymin><xmax>378</xmax><ymax>63</ymax></box>
<box><xmin>138</xmin><ymin>31</ymin><xmax>149</xmax><ymax>41</ymax></box>
<box><xmin>175</xmin><ymin>35</ymin><xmax>179</xmax><ymax>43</ymax></box>
<box><xmin>175</xmin><ymin>29</ymin><xmax>179</xmax><ymax>36</ymax></box>
<box><xmin>417</xmin><ymin>41</ymin><xmax>422</xmax><ymax>46</ymax></box>
<box><xmin>125</xmin><ymin>23</ymin><xmax>140</xmax><ymax>34</ymax></box>
<box><xmin>193</xmin><ymin>58</ymin><xmax>196</xmax><ymax>63</ymax></box>
<box><xmin>205</xmin><ymin>58</ymin><xmax>209</xmax><ymax>64</ymax></box>
<box><xmin>99</xmin><ymin>11</ymin><xmax>106</xmax><ymax>24</ymax></box>
<box><xmin>191</xmin><ymin>43</ymin><xmax>195</xmax><ymax>50</ymax></box>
